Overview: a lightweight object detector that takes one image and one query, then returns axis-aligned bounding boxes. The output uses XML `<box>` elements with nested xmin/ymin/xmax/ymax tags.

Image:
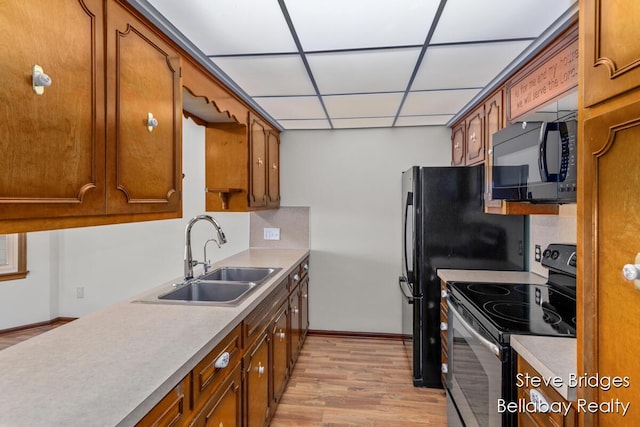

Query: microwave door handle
<box><xmin>538</xmin><ymin>122</ymin><xmax>550</xmax><ymax>181</ymax></box>
<box><xmin>538</xmin><ymin>122</ymin><xmax>560</xmax><ymax>182</ymax></box>
<box><xmin>447</xmin><ymin>298</ymin><xmax>500</xmax><ymax>358</ymax></box>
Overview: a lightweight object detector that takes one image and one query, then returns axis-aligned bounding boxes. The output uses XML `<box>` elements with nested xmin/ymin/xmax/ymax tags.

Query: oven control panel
<box><xmin>541</xmin><ymin>243</ymin><xmax>576</xmax><ymax>276</ymax></box>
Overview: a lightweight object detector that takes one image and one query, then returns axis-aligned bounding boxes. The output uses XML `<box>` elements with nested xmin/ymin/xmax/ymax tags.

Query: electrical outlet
<box><xmin>76</xmin><ymin>287</ymin><xmax>85</xmax><ymax>299</ymax></box>
<box><xmin>534</xmin><ymin>245</ymin><xmax>542</xmax><ymax>262</ymax></box>
<box><xmin>263</xmin><ymin>227</ymin><xmax>281</xmax><ymax>241</ymax></box>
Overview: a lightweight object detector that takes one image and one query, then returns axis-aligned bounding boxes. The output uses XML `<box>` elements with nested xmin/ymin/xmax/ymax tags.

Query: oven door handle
<box><xmin>447</xmin><ymin>299</ymin><xmax>501</xmax><ymax>358</ymax></box>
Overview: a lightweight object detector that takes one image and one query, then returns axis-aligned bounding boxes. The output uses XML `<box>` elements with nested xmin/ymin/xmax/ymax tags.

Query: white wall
<box><xmin>280</xmin><ymin>127</ymin><xmax>451</xmax><ymax>334</ymax></box>
<box><xmin>0</xmin><ymin>117</ymin><xmax>250</xmax><ymax>328</ymax></box>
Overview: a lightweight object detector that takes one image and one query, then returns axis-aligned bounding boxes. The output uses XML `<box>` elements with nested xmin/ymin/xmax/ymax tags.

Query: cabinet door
<box><xmin>583</xmin><ymin>0</ymin><xmax>640</xmax><ymax>106</ymax></box>
<box><xmin>136</xmin><ymin>375</ymin><xmax>191</xmax><ymax>427</ymax></box>
<box><xmin>271</xmin><ymin>303</ymin><xmax>289</xmax><ymax>404</ymax></box>
<box><xmin>105</xmin><ymin>0</ymin><xmax>182</xmax><ymax>215</ymax></box>
<box><xmin>451</xmin><ymin>123</ymin><xmax>465</xmax><ymax>166</ymax></box>
<box><xmin>289</xmin><ymin>286</ymin><xmax>301</xmax><ymax>367</ymax></box>
<box><xmin>581</xmin><ymin>97</ymin><xmax>640</xmax><ymax>427</ymax></box>
<box><xmin>0</xmin><ymin>0</ymin><xmax>106</xmax><ymax>221</ymax></box>
<box><xmin>299</xmin><ymin>276</ymin><xmax>309</xmax><ymax>345</ymax></box>
<box><xmin>484</xmin><ymin>91</ymin><xmax>504</xmax><ymax>209</ymax></box>
<box><xmin>190</xmin><ymin>363</ymin><xmax>242</xmax><ymax>427</ymax></box>
<box><xmin>244</xmin><ymin>332</ymin><xmax>270</xmax><ymax>427</ymax></box>
<box><xmin>266</xmin><ymin>130</ymin><xmax>280</xmax><ymax>208</ymax></box>
<box><xmin>249</xmin><ymin>115</ymin><xmax>267</xmax><ymax>208</ymax></box>
<box><xmin>465</xmin><ymin>106</ymin><xmax>485</xmax><ymax>165</ymax></box>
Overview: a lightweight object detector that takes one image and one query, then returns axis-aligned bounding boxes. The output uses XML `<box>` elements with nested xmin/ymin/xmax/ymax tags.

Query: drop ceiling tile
<box><xmin>395</xmin><ymin>115</ymin><xmax>454</xmax><ymax>127</ymax></box>
<box><xmin>212</xmin><ymin>55</ymin><xmax>315</xmax><ymax>97</ymax></box>
<box><xmin>413</xmin><ymin>41</ymin><xmax>532</xmax><ymax>90</ymax></box>
<box><xmin>332</xmin><ymin>117</ymin><xmax>395</xmax><ymax>129</ymax></box>
<box><xmin>285</xmin><ymin>0</ymin><xmax>440</xmax><ymax>51</ymax></box>
<box><xmin>401</xmin><ymin>89</ymin><xmax>481</xmax><ymax>116</ymax></box>
<box><xmin>307</xmin><ymin>48</ymin><xmax>421</xmax><ymax>94</ymax></box>
<box><xmin>254</xmin><ymin>96</ymin><xmax>326</xmax><ymax>120</ymax></box>
<box><xmin>431</xmin><ymin>0</ymin><xmax>576</xmax><ymax>43</ymax></box>
<box><xmin>278</xmin><ymin>119</ymin><xmax>332</xmax><ymax>130</ymax></box>
<box><xmin>148</xmin><ymin>0</ymin><xmax>297</xmax><ymax>54</ymax></box>
<box><xmin>323</xmin><ymin>93</ymin><xmax>404</xmax><ymax>118</ymax></box>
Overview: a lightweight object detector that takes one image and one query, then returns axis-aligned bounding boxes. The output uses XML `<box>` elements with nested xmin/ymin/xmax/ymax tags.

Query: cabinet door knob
<box><xmin>147</xmin><ymin>112</ymin><xmax>158</xmax><ymax>132</ymax></box>
<box><xmin>303</xmin><ymin>263</ymin><xmax>309</xmax><ymax>271</ymax></box>
<box><xmin>272</xmin><ymin>162</ymin><xmax>278</xmax><ymax>170</ymax></box>
<box><xmin>277</xmin><ymin>330</ymin><xmax>286</xmax><ymax>341</ymax></box>
<box><xmin>293</xmin><ymin>273</ymin><xmax>300</xmax><ymax>282</ymax></box>
<box><xmin>440</xmin><ymin>322</ymin><xmax>448</xmax><ymax>331</ymax></box>
<box><xmin>292</xmin><ymin>308</ymin><xmax>299</xmax><ymax>315</ymax></box>
<box><xmin>622</xmin><ymin>253</ymin><xmax>640</xmax><ymax>290</ymax></box>
<box><xmin>441</xmin><ymin>363</ymin><xmax>448</xmax><ymax>373</ymax></box>
<box><xmin>32</xmin><ymin>65</ymin><xmax>52</xmax><ymax>95</ymax></box>
<box><xmin>303</xmin><ymin>293</ymin><xmax>308</xmax><ymax>299</ymax></box>
<box><xmin>257</xmin><ymin>362</ymin><xmax>265</xmax><ymax>377</ymax></box>
<box><xmin>257</xmin><ymin>157</ymin><xmax>263</xmax><ymax>166</ymax></box>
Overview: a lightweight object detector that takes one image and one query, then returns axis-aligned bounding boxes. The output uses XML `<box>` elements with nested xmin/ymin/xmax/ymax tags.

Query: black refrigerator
<box><xmin>399</xmin><ymin>164</ymin><xmax>525</xmax><ymax>388</ymax></box>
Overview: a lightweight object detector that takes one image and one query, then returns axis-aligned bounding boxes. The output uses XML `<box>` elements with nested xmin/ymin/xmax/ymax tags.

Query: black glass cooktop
<box><xmin>448</xmin><ymin>281</ymin><xmax>576</xmax><ymax>343</ymax></box>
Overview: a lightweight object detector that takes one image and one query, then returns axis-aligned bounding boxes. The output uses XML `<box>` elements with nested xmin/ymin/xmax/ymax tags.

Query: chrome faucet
<box><xmin>184</xmin><ymin>214</ymin><xmax>227</xmax><ymax>280</ymax></box>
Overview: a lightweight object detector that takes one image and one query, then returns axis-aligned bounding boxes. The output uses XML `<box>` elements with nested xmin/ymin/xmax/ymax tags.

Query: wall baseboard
<box><xmin>308</xmin><ymin>329</ymin><xmax>404</xmax><ymax>341</ymax></box>
<box><xmin>0</xmin><ymin>317</ymin><xmax>77</xmax><ymax>335</ymax></box>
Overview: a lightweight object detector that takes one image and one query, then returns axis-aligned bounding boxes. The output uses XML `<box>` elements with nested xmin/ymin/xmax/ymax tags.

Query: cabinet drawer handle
<box><xmin>303</xmin><ymin>263</ymin><xmax>309</xmax><ymax>271</ymax></box>
<box><xmin>293</xmin><ymin>273</ymin><xmax>300</xmax><ymax>282</ymax></box>
<box><xmin>214</xmin><ymin>352</ymin><xmax>230</xmax><ymax>369</ymax></box>
<box><xmin>257</xmin><ymin>362</ymin><xmax>265</xmax><ymax>377</ymax></box>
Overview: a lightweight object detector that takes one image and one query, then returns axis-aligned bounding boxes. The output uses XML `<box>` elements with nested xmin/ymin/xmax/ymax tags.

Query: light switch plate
<box><xmin>264</xmin><ymin>228</ymin><xmax>281</xmax><ymax>241</ymax></box>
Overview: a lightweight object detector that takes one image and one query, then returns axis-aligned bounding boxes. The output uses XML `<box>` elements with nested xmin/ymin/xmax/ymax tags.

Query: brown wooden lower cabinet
<box><xmin>136</xmin><ymin>374</ymin><xmax>191</xmax><ymax>427</ymax></box>
<box><xmin>136</xmin><ymin>258</ymin><xmax>310</xmax><ymax>427</ymax></box>
<box><xmin>188</xmin><ymin>362</ymin><xmax>242</xmax><ymax>427</ymax></box>
<box><xmin>244</xmin><ymin>331</ymin><xmax>271</xmax><ymax>427</ymax></box>
<box><xmin>271</xmin><ymin>302</ymin><xmax>289</xmax><ymax>405</ymax></box>
<box><xmin>517</xmin><ymin>355</ymin><xmax>576</xmax><ymax>427</ymax></box>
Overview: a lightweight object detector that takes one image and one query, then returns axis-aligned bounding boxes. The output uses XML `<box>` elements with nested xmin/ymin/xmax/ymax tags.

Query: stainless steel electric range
<box><xmin>445</xmin><ymin>244</ymin><xmax>577</xmax><ymax>427</ymax></box>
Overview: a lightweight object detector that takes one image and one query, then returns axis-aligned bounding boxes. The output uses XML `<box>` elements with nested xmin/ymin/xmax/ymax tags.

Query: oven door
<box><xmin>446</xmin><ymin>299</ymin><xmax>512</xmax><ymax>427</ymax></box>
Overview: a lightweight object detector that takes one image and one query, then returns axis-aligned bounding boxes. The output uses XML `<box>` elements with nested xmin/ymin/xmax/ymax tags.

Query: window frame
<box><xmin>0</xmin><ymin>234</ymin><xmax>28</xmax><ymax>281</ymax></box>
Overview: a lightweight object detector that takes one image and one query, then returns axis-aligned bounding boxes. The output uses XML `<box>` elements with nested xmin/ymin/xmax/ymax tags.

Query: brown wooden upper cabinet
<box><xmin>582</xmin><ymin>0</ymin><xmax>640</xmax><ymax>107</ymax></box>
<box><xmin>0</xmin><ymin>0</ymin><xmax>182</xmax><ymax>233</ymax></box>
<box><xmin>450</xmin><ymin>95</ymin><xmax>495</xmax><ymax>167</ymax></box>
<box><xmin>205</xmin><ymin>112</ymin><xmax>280</xmax><ymax>212</ymax></box>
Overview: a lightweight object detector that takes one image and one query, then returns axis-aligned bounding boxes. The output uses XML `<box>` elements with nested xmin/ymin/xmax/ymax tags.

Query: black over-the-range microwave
<box><xmin>490</xmin><ymin>120</ymin><xmax>577</xmax><ymax>203</ymax></box>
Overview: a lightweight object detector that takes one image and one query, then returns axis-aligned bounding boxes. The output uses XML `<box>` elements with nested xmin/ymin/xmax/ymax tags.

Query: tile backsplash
<box><xmin>528</xmin><ymin>204</ymin><xmax>577</xmax><ymax>277</ymax></box>
<box><xmin>250</xmin><ymin>207</ymin><xmax>310</xmax><ymax>249</ymax></box>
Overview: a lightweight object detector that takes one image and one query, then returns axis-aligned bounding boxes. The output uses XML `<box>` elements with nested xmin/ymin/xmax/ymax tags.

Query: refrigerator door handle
<box><xmin>403</xmin><ymin>192</ymin><xmax>413</xmax><ymax>282</ymax></box>
<box><xmin>399</xmin><ymin>276</ymin><xmax>420</xmax><ymax>303</ymax></box>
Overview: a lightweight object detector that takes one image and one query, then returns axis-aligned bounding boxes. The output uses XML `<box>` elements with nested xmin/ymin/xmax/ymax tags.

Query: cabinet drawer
<box><xmin>188</xmin><ymin>362</ymin><xmax>242</xmax><ymax>427</ymax></box>
<box><xmin>192</xmin><ymin>324</ymin><xmax>242</xmax><ymax>409</ymax></box>
<box><xmin>136</xmin><ymin>374</ymin><xmax>191</xmax><ymax>427</ymax></box>
<box><xmin>243</xmin><ymin>278</ymin><xmax>287</xmax><ymax>346</ymax></box>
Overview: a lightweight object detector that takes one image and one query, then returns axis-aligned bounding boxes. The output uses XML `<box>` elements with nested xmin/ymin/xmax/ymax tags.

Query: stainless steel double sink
<box><xmin>137</xmin><ymin>267</ymin><xmax>281</xmax><ymax>306</ymax></box>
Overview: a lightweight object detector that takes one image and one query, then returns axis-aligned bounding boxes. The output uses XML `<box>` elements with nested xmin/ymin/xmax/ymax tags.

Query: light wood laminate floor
<box><xmin>270</xmin><ymin>335</ymin><xmax>447</xmax><ymax>426</ymax></box>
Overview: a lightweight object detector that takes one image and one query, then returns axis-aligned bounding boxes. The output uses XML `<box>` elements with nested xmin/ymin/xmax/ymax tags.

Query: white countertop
<box><xmin>511</xmin><ymin>335</ymin><xmax>577</xmax><ymax>401</ymax></box>
<box><xmin>437</xmin><ymin>269</ymin><xmax>548</xmax><ymax>285</ymax></box>
<box><xmin>0</xmin><ymin>248</ymin><xmax>309</xmax><ymax>427</ymax></box>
